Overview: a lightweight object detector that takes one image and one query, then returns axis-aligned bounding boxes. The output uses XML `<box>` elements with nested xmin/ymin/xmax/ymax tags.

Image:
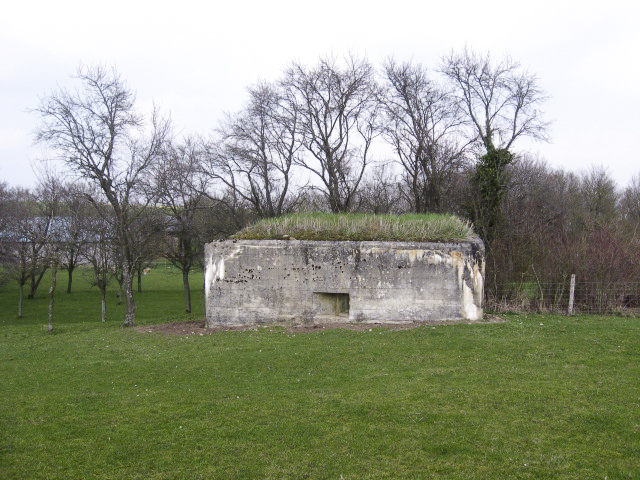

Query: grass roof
<box><xmin>231</xmin><ymin>212</ymin><xmax>474</xmax><ymax>242</ymax></box>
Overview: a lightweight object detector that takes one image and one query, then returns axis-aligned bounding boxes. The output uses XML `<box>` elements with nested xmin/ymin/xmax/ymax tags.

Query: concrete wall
<box><xmin>204</xmin><ymin>239</ymin><xmax>485</xmax><ymax>327</ymax></box>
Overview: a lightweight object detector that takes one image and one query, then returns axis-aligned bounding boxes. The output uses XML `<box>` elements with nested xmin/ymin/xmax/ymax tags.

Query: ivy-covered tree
<box><xmin>441</xmin><ymin>48</ymin><xmax>550</xmax><ymax>289</ymax></box>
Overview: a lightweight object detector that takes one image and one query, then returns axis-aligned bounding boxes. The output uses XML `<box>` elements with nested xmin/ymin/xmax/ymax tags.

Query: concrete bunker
<box><xmin>204</xmin><ymin>239</ymin><xmax>485</xmax><ymax>327</ymax></box>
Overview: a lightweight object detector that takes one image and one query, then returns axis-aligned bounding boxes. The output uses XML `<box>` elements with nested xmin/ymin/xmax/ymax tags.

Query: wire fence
<box><xmin>486</xmin><ymin>279</ymin><xmax>640</xmax><ymax>315</ymax></box>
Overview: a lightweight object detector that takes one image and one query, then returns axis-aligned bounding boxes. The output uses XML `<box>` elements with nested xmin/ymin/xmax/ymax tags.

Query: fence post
<box><xmin>568</xmin><ymin>274</ymin><xmax>576</xmax><ymax>315</ymax></box>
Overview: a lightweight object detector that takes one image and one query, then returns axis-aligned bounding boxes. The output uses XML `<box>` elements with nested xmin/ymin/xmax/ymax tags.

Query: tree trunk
<box><xmin>48</xmin><ymin>263</ymin><xmax>58</xmax><ymax>333</ymax></box>
<box><xmin>137</xmin><ymin>268</ymin><xmax>142</xmax><ymax>293</ymax></box>
<box><xmin>18</xmin><ymin>284</ymin><xmax>24</xmax><ymax>318</ymax></box>
<box><xmin>183</xmin><ymin>268</ymin><xmax>192</xmax><ymax>313</ymax></box>
<box><xmin>101</xmin><ymin>286</ymin><xmax>107</xmax><ymax>322</ymax></box>
<box><xmin>122</xmin><ymin>268</ymin><xmax>136</xmax><ymax>327</ymax></box>
<box><xmin>116</xmin><ymin>278</ymin><xmax>123</xmax><ymax>305</ymax></box>
<box><xmin>67</xmin><ymin>266</ymin><xmax>73</xmax><ymax>293</ymax></box>
<box><xmin>28</xmin><ymin>268</ymin><xmax>47</xmax><ymax>299</ymax></box>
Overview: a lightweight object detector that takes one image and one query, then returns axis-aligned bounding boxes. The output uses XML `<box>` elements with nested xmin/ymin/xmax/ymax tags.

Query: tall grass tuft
<box><xmin>232</xmin><ymin>213</ymin><xmax>475</xmax><ymax>242</ymax></box>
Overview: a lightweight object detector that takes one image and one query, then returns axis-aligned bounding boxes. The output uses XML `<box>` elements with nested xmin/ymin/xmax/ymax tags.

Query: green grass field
<box><xmin>1</xmin><ymin>267</ymin><xmax>639</xmax><ymax>479</ymax></box>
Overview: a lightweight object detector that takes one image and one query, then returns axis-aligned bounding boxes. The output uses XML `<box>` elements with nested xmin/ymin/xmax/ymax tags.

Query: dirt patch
<box><xmin>135</xmin><ymin>315</ymin><xmax>505</xmax><ymax>336</ymax></box>
<box><xmin>135</xmin><ymin>321</ymin><xmax>242</xmax><ymax>337</ymax></box>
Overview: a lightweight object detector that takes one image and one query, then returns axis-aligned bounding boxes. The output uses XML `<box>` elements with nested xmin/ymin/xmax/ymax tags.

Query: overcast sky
<box><xmin>1</xmin><ymin>0</ymin><xmax>638</xmax><ymax>190</ymax></box>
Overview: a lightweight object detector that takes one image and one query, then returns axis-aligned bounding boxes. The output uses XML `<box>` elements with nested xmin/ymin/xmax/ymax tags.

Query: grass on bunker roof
<box><xmin>1</xmin><ymin>267</ymin><xmax>639</xmax><ymax>479</ymax></box>
<box><xmin>231</xmin><ymin>212</ymin><xmax>475</xmax><ymax>242</ymax></box>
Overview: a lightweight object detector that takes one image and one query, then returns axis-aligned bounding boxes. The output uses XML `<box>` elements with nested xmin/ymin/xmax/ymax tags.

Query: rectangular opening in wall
<box><xmin>313</xmin><ymin>292</ymin><xmax>350</xmax><ymax>316</ymax></box>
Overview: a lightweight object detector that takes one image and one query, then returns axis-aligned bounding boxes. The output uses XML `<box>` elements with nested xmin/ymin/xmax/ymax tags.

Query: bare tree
<box><xmin>1</xmin><ymin>187</ymin><xmax>34</xmax><ymax>316</ymax></box>
<box><xmin>204</xmin><ymin>82</ymin><xmax>302</xmax><ymax>218</ymax></box>
<box><xmin>494</xmin><ymin>157</ymin><xmax>573</xmax><ymax>284</ymax></box>
<box><xmin>56</xmin><ymin>182</ymin><xmax>94</xmax><ymax>293</ymax></box>
<box><xmin>0</xmin><ymin>180</ymin><xmax>9</xmax><ymax>252</ymax></box>
<box><xmin>621</xmin><ymin>173</ymin><xmax>640</xmax><ymax>234</ymax></box>
<box><xmin>20</xmin><ymin>188</ymin><xmax>56</xmax><ymax>300</ymax></box>
<box><xmin>47</xmin><ymin>259</ymin><xmax>58</xmax><ymax>333</ymax></box>
<box><xmin>578</xmin><ymin>166</ymin><xmax>619</xmax><ymax>227</ymax></box>
<box><xmin>1</xmin><ymin>181</ymin><xmax>16</xmax><ymax>274</ymax></box>
<box><xmin>37</xmin><ymin>170</ymin><xmax>66</xmax><ymax>332</ymax></box>
<box><xmin>381</xmin><ymin>59</ymin><xmax>469</xmax><ymax>213</ymax></box>
<box><xmin>112</xmin><ymin>248</ymin><xmax>125</xmax><ymax>305</ymax></box>
<box><xmin>284</xmin><ymin>55</ymin><xmax>380</xmax><ymax>212</ymax></box>
<box><xmin>128</xmin><ymin>207</ymin><xmax>166</xmax><ymax>293</ymax></box>
<box><xmin>154</xmin><ymin>136</ymin><xmax>210</xmax><ymax>313</ymax></box>
<box><xmin>440</xmin><ymin>47</ymin><xmax>550</xmax><ymax>153</ymax></box>
<box><xmin>83</xmin><ymin>210</ymin><xmax>116</xmax><ymax>322</ymax></box>
<box><xmin>354</xmin><ymin>163</ymin><xmax>405</xmax><ymax>214</ymax></box>
<box><xmin>33</xmin><ymin>65</ymin><xmax>170</xmax><ymax>326</ymax></box>
<box><xmin>0</xmin><ymin>173</ymin><xmax>64</xmax><ymax>316</ymax></box>
<box><xmin>0</xmin><ymin>182</ymin><xmax>9</xmax><ymax>289</ymax></box>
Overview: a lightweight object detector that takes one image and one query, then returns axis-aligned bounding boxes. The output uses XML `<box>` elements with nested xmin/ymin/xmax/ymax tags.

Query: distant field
<box><xmin>1</xmin><ymin>267</ymin><xmax>639</xmax><ymax>479</ymax></box>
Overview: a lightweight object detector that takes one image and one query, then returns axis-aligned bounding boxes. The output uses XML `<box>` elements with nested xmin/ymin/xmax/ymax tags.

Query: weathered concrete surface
<box><xmin>204</xmin><ymin>239</ymin><xmax>484</xmax><ymax>327</ymax></box>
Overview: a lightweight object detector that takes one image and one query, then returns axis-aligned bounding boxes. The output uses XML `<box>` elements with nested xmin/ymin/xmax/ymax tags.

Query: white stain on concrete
<box><xmin>217</xmin><ymin>257</ymin><xmax>225</xmax><ymax>280</ymax></box>
<box><xmin>204</xmin><ymin>255</ymin><xmax>214</xmax><ymax>299</ymax></box>
<box><xmin>462</xmin><ymin>281</ymin><xmax>481</xmax><ymax>320</ymax></box>
<box><xmin>472</xmin><ymin>261</ymin><xmax>484</xmax><ymax>307</ymax></box>
<box><xmin>390</xmin><ymin>249</ymin><xmax>451</xmax><ymax>265</ymax></box>
<box><xmin>205</xmin><ymin>247</ymin><xmax>242</xmax><ymax>297</ymax></box>
<box><xmin>450</xmin><ymin>251</ymin><xmax>484</xmax><ymax>320</ymax></box>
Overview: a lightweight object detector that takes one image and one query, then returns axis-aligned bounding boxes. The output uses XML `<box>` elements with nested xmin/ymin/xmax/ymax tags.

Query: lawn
<box><xmin>1</xmin><ymin>267</ymin><xmax>639</xmax><ymax>479</ymax></box>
